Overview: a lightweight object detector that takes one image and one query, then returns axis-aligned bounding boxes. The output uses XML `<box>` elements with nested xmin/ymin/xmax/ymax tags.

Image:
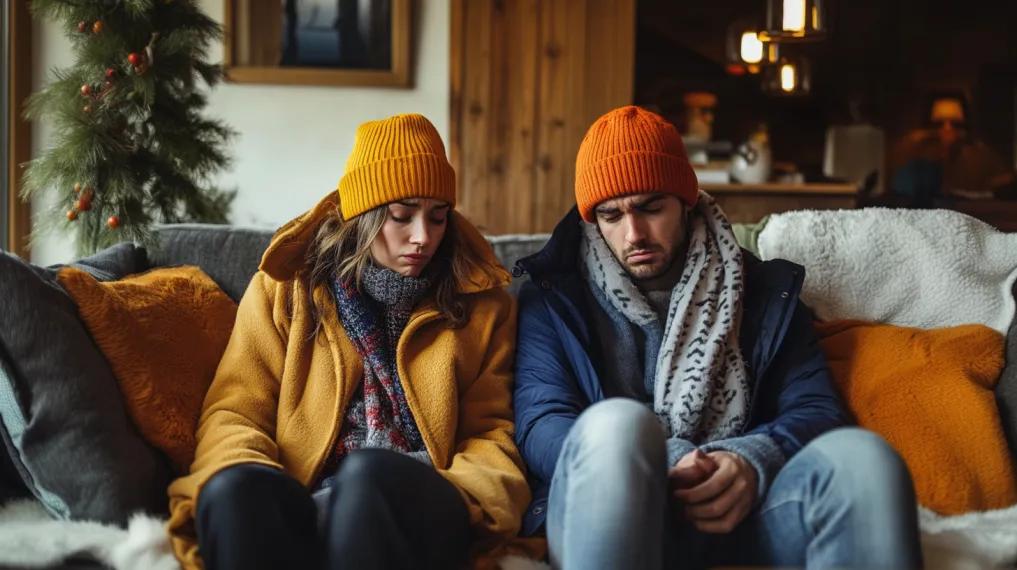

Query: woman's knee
<box><xmin>197</xmin><ymin>463</ymin><xmax>294</xmax><ymax>518</ymax></box>
<box><xmin>331</xmin><ymin>449</ymin><xmax>415</xmax><ymax>497</ymax></box>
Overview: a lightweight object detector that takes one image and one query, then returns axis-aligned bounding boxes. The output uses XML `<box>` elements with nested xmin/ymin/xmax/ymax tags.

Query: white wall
<box><xmin>30</xmin><ymin>0</ymin><xmax>450</xmax><ymax>265</ymax></box>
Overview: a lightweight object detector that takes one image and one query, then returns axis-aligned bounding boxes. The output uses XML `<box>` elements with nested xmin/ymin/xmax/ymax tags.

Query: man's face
<box><xmin>593</xmin><ymin>193</ymin><xmax>688</xmax><ymax>280</ymax></box>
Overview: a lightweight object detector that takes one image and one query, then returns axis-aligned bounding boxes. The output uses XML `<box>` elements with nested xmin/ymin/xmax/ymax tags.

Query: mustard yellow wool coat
<box><xmin>166</xmin><ymin>192</ymin><xmax>531</xmax><ymax>569</ymax></box>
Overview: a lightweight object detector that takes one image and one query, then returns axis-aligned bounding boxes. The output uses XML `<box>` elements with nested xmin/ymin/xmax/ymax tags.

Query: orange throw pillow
<box><xmin>58</xmin><ymin>266</ymin><xmax>238</xmax><ymax>474</ymax></box>
<box><xmin>817</xmin><ymin>320</ymin><xmax>1017</xmax><ymax>515</ymax></box>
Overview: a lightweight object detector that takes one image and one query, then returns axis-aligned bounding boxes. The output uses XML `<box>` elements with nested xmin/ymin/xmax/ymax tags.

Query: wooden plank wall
<box><xmin>7</xmin><ymin>0</ymin><xmax>32</xmax><ymax>258</ymax></box>
<box><xmin>450</xmin><ymin>0</ymin><xmax>635</xmax><ymax>234</ymax></box>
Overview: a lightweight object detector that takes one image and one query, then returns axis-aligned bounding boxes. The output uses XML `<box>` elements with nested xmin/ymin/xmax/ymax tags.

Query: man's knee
<box><xmin>812</xmin><ymin>428</ymin><xmax>908</xmax><ymax>473</ymax></box>
<box><xmin>571</xmin><ymin>398</ymin><xmax>666</xmax><ymax>461</ymax></box>
<box><xmin>808</xmin><ymin>428</ymin><xmax>914</xmax><ymax>498</ymax></box>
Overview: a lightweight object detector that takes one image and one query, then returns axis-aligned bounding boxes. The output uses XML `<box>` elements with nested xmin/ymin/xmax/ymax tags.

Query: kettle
<box><xmin>729</xmin><ymin>124</ymin><xmax>772</xmax><ymax>184</ymax></box>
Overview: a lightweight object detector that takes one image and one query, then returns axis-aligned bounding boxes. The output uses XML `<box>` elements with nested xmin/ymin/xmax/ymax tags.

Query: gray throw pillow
<box><xmin>996</xmin><ymin>281</ymin><xmax>1017</xmax><ymax>462</ymax></box>
<box><xmin>0</xmin><ymin>248</ymin><xmax>172</xmax><ymax>523</ymax></box>
<box><xmin>61</xmin><ymin>242</ymin><xmax>148</xmax><ymax>282</ymax></box>
<box><xmin>0</xmin><ymin>354</ymin><xmax>31</xmax><ymax>506</ymax></box>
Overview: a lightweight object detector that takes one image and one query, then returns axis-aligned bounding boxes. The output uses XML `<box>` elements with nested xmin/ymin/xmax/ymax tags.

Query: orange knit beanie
<box><xmin>337</xmin><ymin>114</ymin><xmax>456</xmax><ymax>220</ymax></box>
<box><xmin>574</xmin><ymin>106</ymin><xmax>699</xmax><ymax>222</ymax></box>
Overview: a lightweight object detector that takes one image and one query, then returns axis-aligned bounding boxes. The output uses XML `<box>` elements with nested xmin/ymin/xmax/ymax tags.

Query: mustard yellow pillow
<box><xmin>817</xmin><ymin>319</ymin><xmax>1017</xmax><ymax>515</ymax></box>
<box><xmin>58</xmin><ymin>266</ymin><xmax>238</xmax><ymax>474</ymax></box>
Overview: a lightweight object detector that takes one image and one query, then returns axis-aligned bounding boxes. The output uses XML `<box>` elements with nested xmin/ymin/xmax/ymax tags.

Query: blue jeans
<box><xmin>546</xmin><ymin>399</ymin><xmax>923</xmax><ymax>570</ymax></box>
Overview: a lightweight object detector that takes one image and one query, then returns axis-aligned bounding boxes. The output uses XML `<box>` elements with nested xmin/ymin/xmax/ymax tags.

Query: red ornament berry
<box><xmin>67</xmin><ymin>209</ymin><xmax>79</xmax><ymax>221</ymax></box>
<box><xmin>105</xmin><ymin>68</ymin><xmax>117</xmax><ymax>79</ymax></box>
<box><xmin>73</xmin><ymin>182</ymin><xmax>82</xmax><ymax>194</ymax></box>
<box><xmin>127</xmin><ymin>52</ymin><xmax>142</xmax><ymax>66</ymax></box>
<box><xmin>107</xmin><ymin>216</ymin><xmax>120</xmax><ymax>229</ymax></box>
<box><xmin>82</xmin><ymin>104</ymin><xmax>93</xmax><ymax>114</ymax></box>
<box><xmin>76</xmin><ymin>198</ymin><xmax>92</xmax><ymax>212</ymax></box>
<box><xmin>92</xmin><ymin>20</ymin><xmax>104</xmax><ymax>34</ymax></box>
<box><xmin>77</xmin><ymin>21</ymin><xmax>88</xmax><ymax>33</ymax></box>
<box><xmin>81</xmin><ymin>84</ymin><xmax>93</xmax><ymax>96</ymax></box>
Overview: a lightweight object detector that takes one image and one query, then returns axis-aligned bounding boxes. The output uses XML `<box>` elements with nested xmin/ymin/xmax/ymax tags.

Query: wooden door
<box><xmin>450</xmin><ymin>0</ymin><xmax>635</xmax><ymax>234</ymax></box>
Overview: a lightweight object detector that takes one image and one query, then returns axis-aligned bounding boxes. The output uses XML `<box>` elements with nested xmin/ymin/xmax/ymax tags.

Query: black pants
<box><xmin>196</xmin><ymin>449</ymin><xmax>471</xmax><ymax>570</ymax></box>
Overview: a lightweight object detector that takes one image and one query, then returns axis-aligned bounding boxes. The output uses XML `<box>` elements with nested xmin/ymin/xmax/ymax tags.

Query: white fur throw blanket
<box><xmin>1</xmin><ymin>496</ymin><xmax>1013</xmax><ymax>569</ymax></box>
<box><xmin>757</xmin><ymin>207</ymin><xmax>1017</xmax><ymax>334</ymax></box>
<box><xmin>0</xmin><ymin>498</ymin><xmax>550</xmax><ymax>570</ymax></box>
<box><xmin>0</xmin><ymin>499</ymin><xmax>179</xmax><ymax>570</ymax></box>
<box><xmin>758</xmin><ymin>207</ymin><xmax>1017</xmax><ymax>568</ymax></box>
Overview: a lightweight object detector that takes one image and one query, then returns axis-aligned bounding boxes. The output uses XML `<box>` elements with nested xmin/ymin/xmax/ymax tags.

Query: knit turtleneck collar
<box><xmin>360</xmin><ymin>262</ymin><xmax>432</xmax><ymax>313</ymax></box>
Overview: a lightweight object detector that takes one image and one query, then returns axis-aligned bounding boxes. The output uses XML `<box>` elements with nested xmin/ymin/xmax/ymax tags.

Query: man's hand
<box><xmin>673</xmin><ymin>451</ymin><xmax>757</xmax><ymax>534</ymax></box>
<box><xmin>668</xmin><ymin>448</ymin><xmax>718</xmax><ymax>491</ymax></box>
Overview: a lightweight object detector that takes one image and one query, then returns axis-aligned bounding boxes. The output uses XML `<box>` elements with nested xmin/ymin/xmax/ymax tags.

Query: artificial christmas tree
<box><xmin>23</xmin><ymin>0</ymin><xmax>235</xmax><ymax>255</ymax></box>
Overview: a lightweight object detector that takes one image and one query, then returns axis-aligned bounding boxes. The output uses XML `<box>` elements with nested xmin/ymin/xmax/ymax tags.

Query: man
<box><xmin>512</xmin><ymin>106</ymin><xmax>922</xmax><ymax>569</ymax></box>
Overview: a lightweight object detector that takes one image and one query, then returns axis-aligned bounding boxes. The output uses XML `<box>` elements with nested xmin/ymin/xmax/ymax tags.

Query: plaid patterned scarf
<box><xmin>328</xmin><ymin>273</ymin><xmax>427</xmax><ymax>460</ymax></box>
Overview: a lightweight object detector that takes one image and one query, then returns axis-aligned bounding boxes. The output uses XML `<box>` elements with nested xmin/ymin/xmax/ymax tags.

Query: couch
<box><xmin>1</xmin><ymin>210</ymin><xmax>1015</xmax><ymax>570</ymax></box>
<box><xmin>0</xmin><ymin>222</ymin><xmax>553</xmax><ymax>570</ymax></box>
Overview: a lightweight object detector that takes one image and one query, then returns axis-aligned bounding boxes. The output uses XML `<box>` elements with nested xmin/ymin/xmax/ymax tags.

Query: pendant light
<box><xmin>762</xmin><ymin>56</ymin><xmax>811</xmax><ymax>96</ymax></box>
<box><xmin>758</xmin><ymin>0</ymin><xmax>826</xmax><ymax>42</ymax></box>
<box><xmin>727</xmin><ymin>21</ymin><xmax>763</xmax><ymax>74</ymax></box>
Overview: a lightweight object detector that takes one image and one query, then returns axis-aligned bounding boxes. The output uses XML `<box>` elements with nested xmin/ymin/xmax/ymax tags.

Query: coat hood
<box><xmin>258</xmin><ymin>191</ymin><xmax>511</xmax><ymax>293</ymax></box>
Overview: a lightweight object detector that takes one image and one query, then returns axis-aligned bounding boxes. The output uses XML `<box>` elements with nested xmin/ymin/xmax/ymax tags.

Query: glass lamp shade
<box><xmin>759</xmin><ymin>0</ymin><xmax>827</xmax><ymax>42</ymax></box>
<box><xmin>727</xmin><ymin>20</ymin><xmax>765</xmax><ymax>73</ymax></box>
<box><xmin>762</xmin><ymin>57</ymin><xmax>812</xmax><ymax>96</ymax></box>
<box><xmin>930</xmin><ymin>98</ymin><xmax>966</xmax><ymax>123</ymax></box>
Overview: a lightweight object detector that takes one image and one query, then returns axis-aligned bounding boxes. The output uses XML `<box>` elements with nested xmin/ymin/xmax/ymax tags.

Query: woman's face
<box><xmin>370</xmin><ymin>198</ymin><xmax>450</xmax><ymax>277</ymax></box>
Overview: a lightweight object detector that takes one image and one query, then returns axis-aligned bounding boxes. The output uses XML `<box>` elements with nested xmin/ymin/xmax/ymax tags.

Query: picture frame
<box><xmin>224</xmin><ymin>0</ymin><xmax>412</xmax><ymax>88</ymax></box>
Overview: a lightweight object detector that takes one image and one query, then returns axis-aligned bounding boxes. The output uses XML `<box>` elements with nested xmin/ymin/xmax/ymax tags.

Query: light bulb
<box><xmin>780</xmin><ymin>63</ymin><xmax>797</xmax><ymax>92</ymax></box>
<box><xmin>783</xmin><ymin>0</ymin><xmax>806</xmax><ymax>32</ymax></box>
<box><xmin>740</xmin><ymin>31</ymin><xmax>763</xmax><ymax>64</ymax></box>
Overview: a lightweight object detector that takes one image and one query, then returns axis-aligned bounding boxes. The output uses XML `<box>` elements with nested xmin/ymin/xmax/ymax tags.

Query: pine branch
<box><xmin>25</xmin><ymin>0</ymin><xmax>235</xmax><ymax>255</ymax></box>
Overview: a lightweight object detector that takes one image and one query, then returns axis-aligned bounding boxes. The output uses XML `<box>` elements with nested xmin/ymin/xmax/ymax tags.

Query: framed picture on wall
<box><xmin>225</xmin><ymin>0</ymin><xmax>412</xmax><ymax>88</ymax></box>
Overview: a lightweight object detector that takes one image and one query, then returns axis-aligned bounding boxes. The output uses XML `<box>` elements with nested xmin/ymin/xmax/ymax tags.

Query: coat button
<box><xmin>533</xmin><ymin>506</ymin><xmax>545</xmax><ymax>515</ymax></box>
<box><xmin>780</xmin><ymin>291</ymin><xmax>789</xmax><ymax>298</ymax></box>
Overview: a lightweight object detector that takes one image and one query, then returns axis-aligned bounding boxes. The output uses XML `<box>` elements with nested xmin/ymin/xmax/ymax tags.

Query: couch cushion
<box><xmin>0</xmin><ymin>250</ymin><xmax>172</xmax><ymax>523</ymax></box>
<box><xmin>486</xmin><ymin>234</ymin><xmax>550</xmax><ymax>295</ymax></box>
<box><xmin>151</xmin><ymin>224</ymin><xmax>551</xmax><ymax>298</ymax></box>
<box><xmin>819</xmin><ymin>319</ymin><xmax>1016</xmax><ymax>515</ymax></box>
<box><xmin>0</xmin><ymin>357</ymin><xmax>31</xmax><ymax>506</ymax></box>
<box><xmin>57</xmin><ymin>266</ymin><xmax>238</xmax><ymax>474</ymax></box>
<box><xmin>61</xmin><ymin>242</ymin><xmax>148</xmax><ymax>282</ymax></box>
<box><xmin>151</xmin><ymin>224</ymin><xmax>272</xmax><ymax>302</ymax></box>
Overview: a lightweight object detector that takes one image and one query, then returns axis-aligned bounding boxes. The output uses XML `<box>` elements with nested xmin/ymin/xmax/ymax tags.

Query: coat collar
<box><xmin>258</xmin><ymin>191</ymin><xmax>511</xmax><ymax>293</ymax></box>
<box><xmin>515</xmin><ymin>206</ymin><xmax>584</xmax><ymax>279</ymax></box>
<box><xmin>522</xmin><ymin>207</ymin><xmax>808</xmax><ymax>380</ymax></box>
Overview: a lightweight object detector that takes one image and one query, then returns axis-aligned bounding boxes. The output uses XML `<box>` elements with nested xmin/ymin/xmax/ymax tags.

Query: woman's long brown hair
<box><xmin>303</xmin><ymin>203</ymin><xmax>502</xmax><ymax>339</ymax></box>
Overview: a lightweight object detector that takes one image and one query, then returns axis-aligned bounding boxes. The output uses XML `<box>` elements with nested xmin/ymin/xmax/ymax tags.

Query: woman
<box><xmin>167</xmin><ymin>114</ymin><xmax>530</xmax><ymax>570</ymax></box>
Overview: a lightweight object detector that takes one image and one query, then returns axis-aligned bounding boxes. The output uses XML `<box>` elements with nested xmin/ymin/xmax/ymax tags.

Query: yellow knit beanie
<box><xmin>337</xmin><ymin>114</ymin><xmax>456</xmax><ymax>220</ymax></box>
